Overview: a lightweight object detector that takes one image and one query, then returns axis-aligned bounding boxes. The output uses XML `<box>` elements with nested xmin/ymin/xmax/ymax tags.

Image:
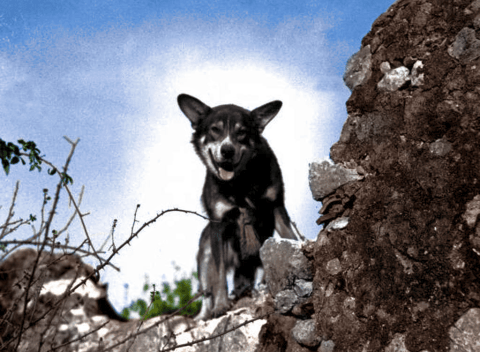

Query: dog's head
<box><xmin>178</xmin><ymin>94</ymin><xmax>282</xmax><ymax>181</ymax></box>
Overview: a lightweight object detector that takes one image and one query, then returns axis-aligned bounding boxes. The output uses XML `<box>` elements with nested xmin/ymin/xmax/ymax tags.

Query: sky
<box><xmin>0</xmin><ymin>0</ymin><xmax>395</xmax><ymax>314</ymax></box>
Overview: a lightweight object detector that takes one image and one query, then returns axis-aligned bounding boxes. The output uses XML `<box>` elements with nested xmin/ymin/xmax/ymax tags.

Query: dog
<box><xmin>177</xmin><ymin>93</ymin><xmax>298</xmax><ymax>320</ymax></box>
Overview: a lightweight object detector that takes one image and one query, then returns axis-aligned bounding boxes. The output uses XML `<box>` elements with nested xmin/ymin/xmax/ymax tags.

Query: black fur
<box><xmin>177</xmin><ymin>94</ymin><xmax>298</xmax><ymax>320</ymax></box>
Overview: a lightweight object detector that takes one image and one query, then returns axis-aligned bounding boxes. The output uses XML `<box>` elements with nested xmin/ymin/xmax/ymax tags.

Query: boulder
<box><xmin>312</xmin><ymin>0</ymin><xmax>480</xmax><ymax>350</ymax></box>
<box><xmin>0</xmin><ymin>248</ymin><xmax>267</xmax><ymax>352</ymax></box>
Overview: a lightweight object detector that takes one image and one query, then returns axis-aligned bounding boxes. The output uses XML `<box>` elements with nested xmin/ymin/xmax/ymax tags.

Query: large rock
<box><xmin>313</xmin><ymin>0</ymin><xmax>480</xmax><ymax>350</ymax></box>
<box><xmin>0</xmin><ymin>248</ymin><xmax>267</xmax><ymax>352</ymax></box>
<box><xmin>344</xmin><ymin>45</ymin><xmax>373</xmax><ymax>91</ymax></box>
<box><xmin>259</xmin><ymin>238</ymin><xmax>313</xmax><ymax>297</ymax></box>
<box><xmin>449</xmin><ymin>308</ymin><xmax>480</xmax><ymax>351</ymax></box>
<box><xmin>309</xmin><ymin>160</ymin><xmax>363</xmax><ymax>201</ymax></box>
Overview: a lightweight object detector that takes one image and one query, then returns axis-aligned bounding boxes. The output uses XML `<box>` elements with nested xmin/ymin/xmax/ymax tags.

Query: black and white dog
<box><xmin>177</xmin><ymin>94</ymin><xmax>298</xmax><ymax>320</ymax></box>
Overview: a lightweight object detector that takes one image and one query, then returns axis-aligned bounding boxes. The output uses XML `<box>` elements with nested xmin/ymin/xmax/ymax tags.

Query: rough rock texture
<box><xmin>258</xmin><ymin>239</ymin><xmax>320</xmax><ymax>352</ymax></box>
<box><xmin>0</xmin><ymin>248</ymin><xmax>267</xmax><ymax>352</ymax></box>
<box><xmin>0</xmin><ymin>248</ymin><xmax>128</xmax><ymax>352</ymax></box>
<box><xmin>260</xmin><ymin>238</ymin><xmax>313</xmax><ymax>297</ymax></box>
<box><xmin>312</xmin><ymin>0</ymin><xmax>480</xmax><ymax>350</ymax></box>
<box><xmin>449</xmin><ymin>308</ymin><xmax>480</xmax><ymax>351</ymax></box>
<box><xmin>291</xmin><ymin>319</ymin><xmax>322</xmax><ymax>348</ymax></box>
<box><xmin>309</xmin><ymin>160</ymin><xmax>364</xmax><ymax>201</ymax></box>
<box><xmin>344</xmin><ymin>45</ymin><xmax>373</xmax><ymax>90</ymax></box>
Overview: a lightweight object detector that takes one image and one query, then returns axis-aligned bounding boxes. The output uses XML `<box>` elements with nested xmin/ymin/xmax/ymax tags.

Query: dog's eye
<box><xmin>237</xmin><ymin>130</ymin><xmax>247</xmax><ymax>141</ymax></box>
<box><xmin>210</xmin><ymin>126</ymin><xmax>221</xmax><ymax>135</ymax></box>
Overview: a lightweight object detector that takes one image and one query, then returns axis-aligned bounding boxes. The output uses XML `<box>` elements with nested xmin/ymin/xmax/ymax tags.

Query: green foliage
<box><xmin>121</xmin><ymin>273</ymin><xmax>202</xmax><ymax>320</ymax></box>
<box><xmin>0</xmin><ymin>138</ymin><xmax>73</xmax><ymax>185</ymax></box>
<box><xmin>1</xmin><ymin>139</ymin><xmax>43</xmax><ymax>175</ymax></box>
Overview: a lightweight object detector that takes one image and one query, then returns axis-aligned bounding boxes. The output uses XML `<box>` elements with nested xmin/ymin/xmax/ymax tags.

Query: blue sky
<box><xmin>1</xmin><ymin>0</ymin><xmax>394</xmax><ymax>313</ymax></box>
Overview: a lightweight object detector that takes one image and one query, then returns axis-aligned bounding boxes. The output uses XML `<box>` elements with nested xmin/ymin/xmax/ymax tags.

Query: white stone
<box><xmin>377</xmin><ymin>66</ymin><xmax>410</xmax><ymax>92</ymax></box>
<box><xmin>411</xmin><ymin>60</ymin><xmax>424</xmax><ymax>87</ymax></box>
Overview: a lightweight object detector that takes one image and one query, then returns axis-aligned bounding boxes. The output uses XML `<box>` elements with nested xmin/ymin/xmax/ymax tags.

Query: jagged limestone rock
<box><xmin>343</xmin><ymin>45</ymin><xmax>372</xmax><ymax>91</ymax></box>
<box><xmin>377</xmin><ymin>66</ymin><xmax>410</xmax><ymax>92</ymax></box>
<box><xmin>291</xmin><ymin>319</ymin><xmax>322</xmax><ymax>348</ymax></box>
<box><xmin>309</xmin><ymin>160</ymin><xmax>362</xmax><ymax>201</ymax></box>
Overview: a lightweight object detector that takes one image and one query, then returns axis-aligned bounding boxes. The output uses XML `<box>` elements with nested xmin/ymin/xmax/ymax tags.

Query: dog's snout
<box><xmin>220</xmin><ymin>144</ymin><xmax>235</xmax><ymax>159</ymax></box>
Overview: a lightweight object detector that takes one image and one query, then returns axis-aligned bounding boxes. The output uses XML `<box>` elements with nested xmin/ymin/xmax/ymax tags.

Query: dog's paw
<box><xmin>211</xmin><ymin>307</ymin><xmax>230</xmax><ymax>319</ymax></box>
<box><xmin>194</xmin><ymin>311</ymin><xmax>211</xmax><ymax>321</ymax></box>
<box><xmin>211</xmin><ymin>300</ymin><xmax>231</xmax><ymax>319</ymax></box>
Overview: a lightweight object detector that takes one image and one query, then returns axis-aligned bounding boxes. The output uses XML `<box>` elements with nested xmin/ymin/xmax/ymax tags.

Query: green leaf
<box><xmin>2</xmin><ymin>159</ymin><xmax>10</xmax><ymax>175</ymax></box>
<box><xmin>120</xmin><ymin>308</ymin><xmax>130</xmax><ymax>320</ymax></box>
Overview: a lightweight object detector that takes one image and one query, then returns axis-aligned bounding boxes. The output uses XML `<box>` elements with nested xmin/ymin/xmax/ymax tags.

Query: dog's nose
<box><xmin>221</xmin><ymin>144</ymin><xmax>235</xmax><ymax>159</ymax></box>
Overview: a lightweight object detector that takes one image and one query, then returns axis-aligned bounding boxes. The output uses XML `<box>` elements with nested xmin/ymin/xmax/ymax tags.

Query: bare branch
<box><xmin>99</xmin><ymin>219</ymin><xmax>116</xmax><ymax>253</ymax></box>
<box><xmin>292</xmin><ymin>221</ymin><xmax>307</xmax><ymax>241</ymax></box>
<box><xmin>14</xmin><ymin>138</ymin><xmax>78</xmax><ymax>351</ymax></box>
<box><xmin>55</xmin><ymin>185</ymin><xmax>85</xmax><ymax>237</ymax></box>
<box><xmin>159</xmin><ymin>312</ymin><xmax>272</xmax><ymax>352</ymax></box>
<box><xmin>102</xmin><ymin>292</ymin><xmax>204</xmax><ymax>352</ymax></box>
<box><xmin>0</xmin><ymin>240</ymin><xmax>119</xmax><ymax>266</ymax></box>
<box><xmin>47</xmin><ymin>320</ymin><xmax>110</xmax><ymax>351</ymax></box>
<box><xmin>0</xmin><ymin>180</ymin><xmax>20</xmax><ymax>240</ymax></box>
<box><xmin>1</xmin><ymin>136</ymin><xmax>237</xmax><ymax>352</ymax></box>
<box><xmin>35</xmin><ymin>148</ymin><xmax>106</xmax><ymax>269</ymax></box>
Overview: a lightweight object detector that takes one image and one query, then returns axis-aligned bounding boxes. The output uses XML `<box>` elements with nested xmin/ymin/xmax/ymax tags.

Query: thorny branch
<box><xmin>158</xmin><ymin>311</ymin><xmax>273</xmax><ymax>352</ymax></box>
<box><xmin>0</xmin><ymin>180</ymin><xmax>20</xmax><ymax>240</ymax></box>
<box><xmin>13</xmin><ymin>137</ymin><xmax>78</xmax><ymax>351</ymax></box>
<box><xmin>0</xmin><ymin>136</ymin><xmax>265</xmax><ymax>352</ymax></box>
<box><xmin>47</xmin><ymin>320</ymin><xmax>110</xmax><ymax>351</ymax></box>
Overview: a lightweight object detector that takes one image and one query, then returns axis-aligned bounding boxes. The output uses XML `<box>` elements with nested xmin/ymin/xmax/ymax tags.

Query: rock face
<box><xmin>258</xmin><ymin>238</ymin><xmax>322</xmax><ymax>351</ymax></box>
<box><xmin>5</xmin><ymin>1</ymin><xmax>480</xmax><ymax>351</ymax></box>
<box><xmin>312</xmin><ymin>0</ymin><xmax>480</xmax><ymax>350</ymax></box>
<box><xmin>0</xmin><ymin>248</ymin><xmax>267</xmax><ymax>352</ymax></box>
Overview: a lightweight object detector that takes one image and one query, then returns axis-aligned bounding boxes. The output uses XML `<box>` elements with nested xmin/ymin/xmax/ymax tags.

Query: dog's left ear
<box><xmin>251</xmin><ymin>101</ymin><xmax>282</xmax><ymax>133</ymax></box>
<box><xmin>178</xmin><ymin>94</ymin><xmax>211</xmax><ymax>129</ymax></box>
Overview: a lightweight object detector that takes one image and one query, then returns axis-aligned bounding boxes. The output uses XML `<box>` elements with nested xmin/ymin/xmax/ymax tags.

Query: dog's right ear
<box><xmin>177</xmin><ymin>94</ymin><xmax>211</xmax><ymax>129</ymax></box>
<box><xmin>251</xmin><ymin>100</ymin><xmax>282</xmax><ymax>134</ymax></box>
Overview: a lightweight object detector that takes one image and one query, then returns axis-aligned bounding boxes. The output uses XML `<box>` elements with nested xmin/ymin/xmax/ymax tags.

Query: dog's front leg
<box><xmin>196</xmin><ymin>224</ymin><xmax>215</xmax><ymax>321</ymax></box>
<box><xmin>196</xmin><ymin>221</ymin><xmax>231</xmax><ymax>320</ymax></box>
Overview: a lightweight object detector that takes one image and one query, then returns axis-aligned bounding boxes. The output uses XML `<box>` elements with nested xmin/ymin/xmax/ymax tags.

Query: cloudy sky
<box><xmin>1</xmin><ymin>0</ymin><xmax>394</xmax><ymax>313</ymax></box>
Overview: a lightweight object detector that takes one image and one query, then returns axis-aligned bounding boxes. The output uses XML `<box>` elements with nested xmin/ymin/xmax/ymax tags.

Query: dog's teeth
<box><xmin>219</xmin><ymin>168</ymin><xmax>234</xmax><ymax>181</ymax></box>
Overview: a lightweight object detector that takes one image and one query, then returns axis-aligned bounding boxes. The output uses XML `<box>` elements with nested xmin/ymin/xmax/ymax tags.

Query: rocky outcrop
<box><xmin>309</xmin><ymin>0</ymin><xmax>480</xmax><ymax>350</ymax></box>
<box><xmin>0</xmin><ymin>248</ymin><xmax>267</xmax><ymax>352</ymax></box>
<box><xmin>258</xmin><ymin>238</ymin><xmax>330</xmax><ymax>352</ymax></box>
<box><xmin>0</xmin><ymin>241</ymin><xmax>319</xmax><ymax>352</ymax></box>
<box><xmin>5</xmin><ymin>1</ymin><xmax>480</xmax><ymax>351</ymax></box>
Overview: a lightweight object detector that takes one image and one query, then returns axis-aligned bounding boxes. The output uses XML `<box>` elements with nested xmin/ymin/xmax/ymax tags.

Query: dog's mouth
<box><xmin>209</xmin><ymin>150</ymin><xmax>243</xmax><ymax>181</ymax></box>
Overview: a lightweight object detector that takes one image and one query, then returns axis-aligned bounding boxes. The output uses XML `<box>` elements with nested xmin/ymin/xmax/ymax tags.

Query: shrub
<box><xmin>121</xmin><ymin>272</ymin><xmax>201</xmax><ymax>320</ymax></box>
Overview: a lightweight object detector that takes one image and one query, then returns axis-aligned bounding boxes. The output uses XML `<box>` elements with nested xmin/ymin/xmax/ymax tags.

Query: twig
<box><xmin>36</xmin><ymin>144</ymin><xmax>105</xmax><ymax>270</ymax></box>
<box><xmin>292</xmin><ymin>221</ymin><xmax>307</xmax><ymax>241</ymax></box>
<box><xmin>2</xmin><ymin>207</ymin><xmax>213</xmax><ymax>351</ymax></box>
<box><xmin>47</xmin><ymin>320</ymin><xmax>110</xmax><ymax>351</ymax></box>
<box><xmin>55</xmin><ymin>185</ymin><xmax>86</xmax><ymax>237</ymax></box>
<box><xmin>159</xmin><ymin>311</ymin><xmax>273</xmax><ymax>352</ymax></box>
<box><xmin>124</xmin><ymin>288</ymin><xmax>156</xmax><ymax>352</ymax></box>
<box><xmin>14</xmin><ymin>138</ymin><xmax>77</xmax><ymax>351</ymax></box>
<box><xmin>0</xmin><ymin>181</ymin><xmax>20</xmax><ymax>240</ymax></box>
<box><xmin>99</xmin><ymin>219</ymin><xmax>116</xmax><ymax>253</ymax></box>
<box><xmin>0</xmin><ymin>240</ymin><xmax>118</xmax><ymax>269</ymax></box>
<box><xmin>101</xmin><ymin>292</ymin><xmax>204</xmax><ymax>352</ymax></box>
